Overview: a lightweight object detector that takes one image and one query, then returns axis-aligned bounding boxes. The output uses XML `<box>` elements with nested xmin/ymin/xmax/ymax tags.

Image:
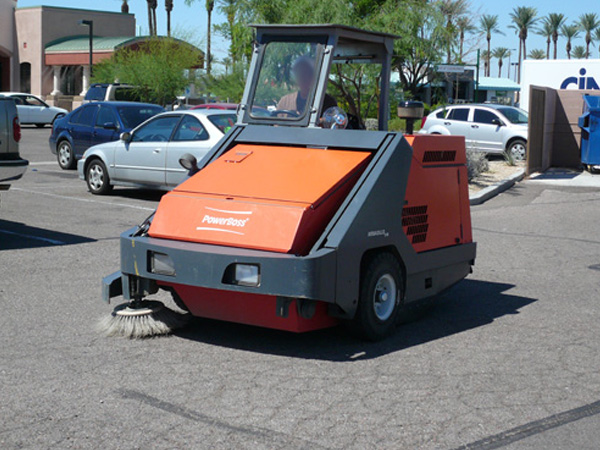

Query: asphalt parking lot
<box><xmin>1</xmin><ymin>126</ymin><xmax>599</xmax><ymax>449</ymax></box>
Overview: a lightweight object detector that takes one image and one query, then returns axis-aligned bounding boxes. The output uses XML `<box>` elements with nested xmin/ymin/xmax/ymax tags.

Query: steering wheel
<box><xmin>270</xmin><ymin>109</ymin><xmax>300</xmax><ymax>118</ymax></box>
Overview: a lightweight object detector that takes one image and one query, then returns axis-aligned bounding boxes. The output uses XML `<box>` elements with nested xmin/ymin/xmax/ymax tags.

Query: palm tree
<box><xmin>456</xmin><ymin>16</ymin><xmax>475</xmax><ymax>63</ymax></box>
<box><xmin>595</xmin><ymin>28</ymin><xmax>600</xmax><ymax>58</ymax></box>
<box><xmin>205</xmin><ymin>0</ymin><xmax>215</xmax><ymax>74</ymax></box>
<box><xmin>537</xmin><ymin>20</ymin><xmax>552</xmax><ymax>60</ymax></box>
<box><xmin>561</xmin><ymin>24</ymin><xmax>580</xmax><ymax>59</ymax></box>
<box><xmin>572</xmin><ymin>45</ymin><xmax>588</xmax><ymax>59</ymax></box>
<box><xmin>479</xmin><ymin>14</ymin><xmax>503</xmax><ymax>77</ymax></box>
<box><xmin>577</xmin><ymin>13</ymin><xmax>600</xmax><ymax>59</ymax></box>
<box><xmin>165</xmin><ymin>0</ymin><xmax>173</xmax><ymax>37</ymax></box>
<box><xmin>543</xmin><ymin>13</ymin><xmax>566</xmax><ymax>59</ymax></box>
<box><xmin>509</xmin><ymin>6</ymin><xmax>538</xmax><ymax>83</ymax></box>
<box><xmin>481</xmin><ymin>49</ymin><xmax>491</xmax><ymax>77</ymax></box>
<box><xmin>146</xmin><ymin>0</ymin><xmax>154</xmax><ymax>35</ymax></box>
<box><xmin>528</xmin><ymin>49</ymin><xmax>546</xmax><ymax>60</ymax></box>
<box><xmin>492</xmin><ymin>47</ymin><xmax>510</xmax><ymax>77</ymax></box>
<box><xmin>439</xmin><ymin>0</ymin><xmax>470</xmax><ymax>63</ymax></box>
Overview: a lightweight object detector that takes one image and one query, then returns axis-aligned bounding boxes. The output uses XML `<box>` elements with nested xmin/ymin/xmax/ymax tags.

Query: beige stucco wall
<box><xmin>15</xmin><ymin>6</ymin><xmax>135</xmax><ymax>96</ymax></box>
<box><xmin>0</xmin><ymin>0</ymin><xmax>18</xmax><ymax>91</ymax></box>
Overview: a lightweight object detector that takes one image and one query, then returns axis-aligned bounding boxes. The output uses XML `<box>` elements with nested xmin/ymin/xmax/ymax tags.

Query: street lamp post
<box><xmin>511</xmin><ymin>62</ymin><xmax>519</xmax><ymax>82</ymax></box>
<box><xmin>508</xmin><ymin>48</ymin><xmax>517</xmax><ymax>79</ymax></box>
<box><xmin>79</xmin><ymin>20</ymin><xmax>94</xmax><ymax>78</ymax></box>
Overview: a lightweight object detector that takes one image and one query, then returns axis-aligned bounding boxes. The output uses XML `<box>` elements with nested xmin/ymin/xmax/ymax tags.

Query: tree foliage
<box><xmin>92</xmin><ymin>38</ymin><xmax>202</xmax><ymax>106</ymax></box>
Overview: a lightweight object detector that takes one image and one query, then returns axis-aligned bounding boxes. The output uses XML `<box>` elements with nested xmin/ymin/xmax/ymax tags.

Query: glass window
<box><xmin>131</xmin><ymin>116</ymin><xmax>181</xmax><ymax>142</ymax></box>
<box><xmin>11</xmin><ymin>96</ymin><xmax>24</xmax><ymax>105</ymax></box>
<box><xmin>251</xmin><ymin>41</ymin><xmax>319</xmax><ymax>119</ymax></box>
<box><xmin>72</xmin><ymin>105</ymin><xmax>97</xmax><ymax>125</ymax></box>
<box><xmin>95</xmin><ymin>106</ymin><xmax>117</xmax><ymax>127</ymax></box>
<box><xmin>473</xmin><ymin>109</ymin><xmax>500</xmax><ymax>125</ymax></box>
<box><xmin>114</xmin><ymin>87</ymin><xmax>141</xmax><ymax>102</ymax></box>
<box><xmin>447</xmin><ymin>108</ymin><xmax>469</xmax><ymax>121</ymax></box>
<box><xmin>207</xmin><ymin>114</ymin><xmax>236</xmax><ymax>134</ymax></box>
<box><xmin>435</xmin><ymin>109</ymin><xmax>447</xmax><ymax>118</ymax></box>
<box><xmin>172</xmin><ymin>116</ymin><xmax>209</xmax><ymax>141</ymax></box>
<box><xmin>496</xmin><ymin>107</ymin><xmax>528</xmax><ymax>124</ymax></box>
<box><xmin>68</xmin><ymin>108</ymin><xmax>82</xmax><ymax>124</ymax></box>
<box><xmin>85</xmin><ymin>85</ymin><xmax>107</xmax><ymax>101</ymax></box>
<box><xmin>24</xmin><ymin>95</ymin><xmax>46</xmax><ymax>107</ymax></box>
<box><xmin>117</xmin><ymin>105</ymin><xmax>163</xmax><ymax>129</ymax></box>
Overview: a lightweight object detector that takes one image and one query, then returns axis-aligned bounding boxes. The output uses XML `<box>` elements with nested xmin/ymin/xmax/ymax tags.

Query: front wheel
<box><xmin>506</xmin><ymin>139</ymin><xmax>527</xmax><ymax>161</ymax></box>
<box><xmin>351</xmin><ymin>252</ymin><xmax>404</xmax><ymax>341</ymax></box>
<box><xmin>86</xmin><ymin>159</ymin><xmax>112</xmax><ymax>195</ymax></box>
<box><xmin>57</xmin><ymin>140</ymin><xmax>76</xmax><ymax>169</ymax></box>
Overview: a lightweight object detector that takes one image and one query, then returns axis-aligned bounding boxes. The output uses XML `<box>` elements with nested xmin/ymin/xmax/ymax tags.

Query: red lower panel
<box><xmin>159</xmin><ymin>282</ymin><xmax>338</xmax><ymax>333</ymax></box>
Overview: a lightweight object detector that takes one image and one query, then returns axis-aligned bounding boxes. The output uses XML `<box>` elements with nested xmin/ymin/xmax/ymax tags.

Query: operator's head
<box><xmin>292</xmin><ymin>56</ymin><xmax>315</xmax><ymax>94</ymax></box>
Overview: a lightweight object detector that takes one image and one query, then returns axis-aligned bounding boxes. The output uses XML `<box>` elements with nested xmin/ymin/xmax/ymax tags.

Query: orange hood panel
<box><xmin>148</xmin><ymin>144</ymin><xmax>370</xmax><ymax>254</ymax></box>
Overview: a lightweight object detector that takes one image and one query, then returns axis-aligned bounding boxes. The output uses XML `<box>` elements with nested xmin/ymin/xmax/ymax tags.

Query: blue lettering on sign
<box><xmin>560</xmin><ymin>68</ymin><xmax>600</xmax><ymax>90</ymax></box>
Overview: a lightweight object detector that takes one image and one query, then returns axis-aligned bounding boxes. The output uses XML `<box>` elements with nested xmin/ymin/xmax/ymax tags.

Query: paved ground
<box><xmin>1</xmin><ymin>127</ymin><xmax>599</xmax><ymax>449</ymax></box>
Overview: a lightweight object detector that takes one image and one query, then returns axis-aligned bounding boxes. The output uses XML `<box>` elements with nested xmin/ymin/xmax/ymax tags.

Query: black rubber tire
<box><xmin>35</xmin><ymin>123</ymin><xmax>45</xmax><ymax>128</ymax></box>
<box><xmin>506</xmin><ymin>139</ymin><xmax>527</xmax><ymax>161</ymax></box>
<box><xmin>57</xmin><ymin>140</ymin><xmax>76</xmax><ymax>170</ymax></box>
<box><xmin>351</xmin><ymin>252</ymin><xmax>404</xmax><ymax>341</ymax></box>
<box><xmin>86</xmin><ymin>159</ymin><xmax>113</xmax><ymax>195</ymax></box>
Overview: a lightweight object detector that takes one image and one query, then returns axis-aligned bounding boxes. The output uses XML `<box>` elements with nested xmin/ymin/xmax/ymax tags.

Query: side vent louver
<box><xmin>402</xmin><ymin>205</ymin><xmax>429</xmax><ymax>244</ymax></box>
<box><xmin>422</xmin><ymin>150</ymin><xmax>456</xmax><ymax>163</ymax></box>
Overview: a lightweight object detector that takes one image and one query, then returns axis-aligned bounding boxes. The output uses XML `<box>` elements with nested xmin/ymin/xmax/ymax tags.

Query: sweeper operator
<box><xmin>99</xmin><ymin>24</ymin><xmax>476</xmax><ymax>340</ymax></box>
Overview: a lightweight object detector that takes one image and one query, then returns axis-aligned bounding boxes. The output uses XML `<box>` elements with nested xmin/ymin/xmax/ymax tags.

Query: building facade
<box><xmin>0</xmin><ymin>1</ymin><xmax>135</xmax><ymax>97</ymax></box>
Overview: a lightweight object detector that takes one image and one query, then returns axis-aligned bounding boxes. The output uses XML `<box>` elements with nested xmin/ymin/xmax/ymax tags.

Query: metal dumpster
<box><xmin>578</xmin><ymin>94</ymin><xmax>600</xmax><ymax>172</ymax></box>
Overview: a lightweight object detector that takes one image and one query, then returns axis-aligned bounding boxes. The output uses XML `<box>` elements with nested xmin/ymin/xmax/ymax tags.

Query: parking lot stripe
<box><xmin>11</xmin><ymin>187</ymin><xmax>155</xmax><ymax>211</ymax></box>
<box><xmin>28</xmin><ymin>161</ymin><xmax>60</xmax><ymax>166</ymax></box>
<box><xmin>0</xmin><ymin>229</ymin><xmax>65</xmax><ymax>245</ymax></box>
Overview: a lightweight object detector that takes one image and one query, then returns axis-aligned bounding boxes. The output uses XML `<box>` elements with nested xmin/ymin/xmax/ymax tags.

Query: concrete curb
<box><xmin>469</xmin><ymin>168</ymin><xmax>526</xmax><ymax>206</ymax></box>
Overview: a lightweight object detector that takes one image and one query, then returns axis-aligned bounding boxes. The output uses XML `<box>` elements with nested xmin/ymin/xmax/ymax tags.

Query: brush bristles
<box><xmin>98</xmin><ymin>303</ymin><xmax>190</xmax><ymax>339</ymax></box>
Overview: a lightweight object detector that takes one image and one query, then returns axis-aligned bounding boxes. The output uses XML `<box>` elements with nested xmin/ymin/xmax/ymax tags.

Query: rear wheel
<box><xmin>351</xmin><ymin>252</ymin><xmax>404</xmax><ymax>341</ymax></box>
<box><xmin>86</xmin><ymin>159</ymin><xmax>112</xmax><ymax>195</ymax></box>
<box><xmin>507</xmin><ymin>139</ymin><xmax>527</xmax><ymax>161</ymax></box>
<box><xmin>57</xmin><ymin>140</ymin><xmax>76</xmax><ymax>169</ymax></box>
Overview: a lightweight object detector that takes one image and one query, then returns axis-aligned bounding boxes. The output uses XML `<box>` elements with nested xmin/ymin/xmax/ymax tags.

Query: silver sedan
<box><xmin>77</xmin><ymin>110</ymin><xmax>236</xmax><ymax>194</ymax></box>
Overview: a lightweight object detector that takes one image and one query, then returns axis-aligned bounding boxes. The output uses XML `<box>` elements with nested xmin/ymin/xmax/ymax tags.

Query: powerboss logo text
<box><xmin>560</xmin><ymin>68</ymin><xmax>600</xmax><ymax>90</ymax></box>
<box><xmin>201</xmin><ymin>215</ymin><xmax>250</xmax><ymax>227</ymax></box>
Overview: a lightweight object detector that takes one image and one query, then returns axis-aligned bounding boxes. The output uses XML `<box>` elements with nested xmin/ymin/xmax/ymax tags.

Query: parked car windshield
<box><xmin>85</xmin><ymin>86</ymin><xmax>107</xmax><ymax>101</ymax></box>
<box><xmin>497</xmin><ymin>107</ymin><xmax>528</xmax><ymax>124</ymax></box>
<box><xmin>117</xmin><ymin>105</ymin><xmax>164</xmax><ymax>129</ymax></box>
<box><xmin>207</xmin><ymin>114</ymin><xmax>236</xmax><ymax>133</ymax></box>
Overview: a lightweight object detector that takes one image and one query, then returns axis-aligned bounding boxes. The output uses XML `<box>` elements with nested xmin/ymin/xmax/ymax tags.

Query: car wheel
<box><xmin>507</xmin><ymin>139</ymin><xmax>527</xmax><ymax>161</ymax></box>
<box><xmin>35</xmin><ymin>123</ymin><xmax>45</xmax><ymax>128</ymax></box>
<box><xmin>57</xmin><ymin>140</ymin><xmax>76</xmax><ymax>170</ymax></box>
<box><xmin>86</xmin><ymin>159</ymin><xmax>113</xmax><ymax>195</ymax></box>
<box><xmin>350</xmin><ymin>252</ymin><xmax>404</xmax><ymax>341</ymax></box>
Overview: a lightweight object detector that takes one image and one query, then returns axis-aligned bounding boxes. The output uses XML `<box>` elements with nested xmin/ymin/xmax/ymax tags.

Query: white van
<box><xmin>0</xmin><ymin>96</ymin><xmax>28</xmax><ymax>194</ymax></box>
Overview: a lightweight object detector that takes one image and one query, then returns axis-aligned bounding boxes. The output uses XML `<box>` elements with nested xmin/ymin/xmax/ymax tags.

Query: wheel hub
<box><xmin>373</xmin><ymin>274</ymin><xmax>397</xmax><ymax>321</ymax></box>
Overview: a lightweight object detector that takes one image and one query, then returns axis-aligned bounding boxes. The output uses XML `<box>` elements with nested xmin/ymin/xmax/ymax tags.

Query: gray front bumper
<box><xmin>0</xmin><ymin>158</ymin><xmax>28</xmax><ymax>184</ymax></box>
<box><xmin>112</xmin><ymin>227</ymin><xmax>338</xmax><ymax>303</ymax></box>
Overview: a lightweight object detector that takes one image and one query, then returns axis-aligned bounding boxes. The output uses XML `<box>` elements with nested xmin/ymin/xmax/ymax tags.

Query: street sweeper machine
<box><xmin>100</xmin><ymin>24</ymin><xmax>476</xmax><ymax>340</ymax></box>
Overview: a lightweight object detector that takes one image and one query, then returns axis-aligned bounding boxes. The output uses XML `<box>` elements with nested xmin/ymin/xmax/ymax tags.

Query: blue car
<box><xmin>49</xmin><ymin>101</ymin><xmax>164</xmax><ymax>169</ymax></box>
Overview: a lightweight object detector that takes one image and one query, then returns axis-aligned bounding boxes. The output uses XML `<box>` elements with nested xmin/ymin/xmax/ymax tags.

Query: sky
<box><xmin>16</xmin><ymin>0</ymin><xmax>600</xmax><ymax>78</ymax></box>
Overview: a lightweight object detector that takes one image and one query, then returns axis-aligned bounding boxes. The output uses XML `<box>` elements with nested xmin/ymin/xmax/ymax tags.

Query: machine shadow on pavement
<box><xmin>174</xmin><ymin>279</ymin><xmax>537</xmax><ymax>362</ymax></box>
<box><xmin>109</xmin><ymin>188</ymin><xmax>166</xmax><ymax>202</ymax></box>
<box><xmin>0</xmin><ymin>219</ymin><xmax>95</xmax><ymax>250</ymax></box>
